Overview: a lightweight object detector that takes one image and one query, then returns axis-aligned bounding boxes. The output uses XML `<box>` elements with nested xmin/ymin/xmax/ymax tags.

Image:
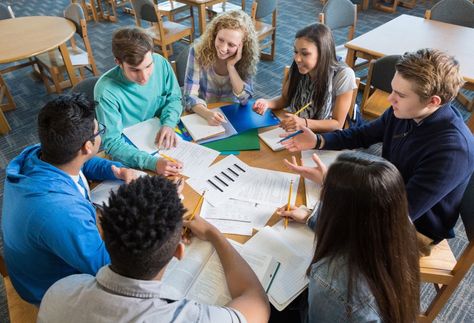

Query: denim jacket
<box><xmin>307</xmin><ymin>256</ymin><xmax>381</xmax><ymax>322</ymax></box>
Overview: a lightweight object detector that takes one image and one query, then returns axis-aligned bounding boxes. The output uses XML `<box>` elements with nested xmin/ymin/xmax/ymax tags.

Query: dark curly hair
<box><xmin>101</xmin><ymin>176</ymin><xmax>186</xmax><ymax>280</ymax></box>
<box><xmin>38</xmin><ymin>93</ymin><xmax>96</xmax><ymax>165</ymax></box>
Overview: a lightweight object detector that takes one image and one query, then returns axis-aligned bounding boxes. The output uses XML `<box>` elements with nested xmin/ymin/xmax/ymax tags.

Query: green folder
<box><xmin>202</xmin><ymin>129</ymin><xmax>260</xmax><ymax>152</ymax></box>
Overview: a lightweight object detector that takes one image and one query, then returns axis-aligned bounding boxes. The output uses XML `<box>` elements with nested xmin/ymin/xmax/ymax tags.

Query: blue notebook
<box><xmin>219</xmin><ymin>100</ymin><xmax>280</xmax><ymax>133</ymax></box>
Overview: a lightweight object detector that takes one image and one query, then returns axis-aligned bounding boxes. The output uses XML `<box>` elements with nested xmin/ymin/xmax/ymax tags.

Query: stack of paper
<box><xmin>301</xmin><ymin>150</ymin><xmax>343</xmax><ymax>209</ymax></box>
<box><xmin>180</xmin><ymin>113</ymin><xmax>226</xmax><ymax>141</ymax></box>
<box><xmin>244</xmin><ymin>221</ymin><xmax>315</xmax><ymax>311</ymax></box>
<box><xmin>258</xmin><ymin>127</ymin><xmax>286</xmax><ymax>151</ymax></box>
<box><xmin>122</xmin><ymin>118</ymin><xmax>220</xmax><ymax>179</ymax></box>
<box><xmin>161</xmin><ymin>238</ymin><xmax>280</xmax><ymax>306</ymax></box>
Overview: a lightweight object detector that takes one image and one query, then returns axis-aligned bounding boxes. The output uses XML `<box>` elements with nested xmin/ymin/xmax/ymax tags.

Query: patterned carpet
<box><xmin>0</xmin><ymin>0</ymin><xmax>472</xmax><ymax>321</ymax></box>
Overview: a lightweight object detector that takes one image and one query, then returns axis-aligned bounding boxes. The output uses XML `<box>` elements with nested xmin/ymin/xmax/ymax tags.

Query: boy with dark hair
<box><xmin>2</xmin><ymin>93</ymin><xmax>138</xmax><ymax>305</ymax></box>
<box><xmin>95</xmin><ymin>27</ymin><xmax>183</xmax><ymax>176</ymax></box>
<box><xmin>281</xmin><ymin>48</ymin><xmax>474</xmax><ymax>256</ymax></box>
<box><xmin>38</xmin><ymin>176</ymin><xmax>270</xmax><ymax>323</ymax></box>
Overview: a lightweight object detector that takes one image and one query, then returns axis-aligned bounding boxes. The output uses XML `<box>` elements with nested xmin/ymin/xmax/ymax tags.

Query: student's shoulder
<box><xmin>94</xmin><ymin>66</ymin><xmax>123</xmax><ymax>94</ymax></box>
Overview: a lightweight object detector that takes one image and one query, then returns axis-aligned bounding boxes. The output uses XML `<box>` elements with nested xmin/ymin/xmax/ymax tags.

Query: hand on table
<box><xmin>111</xmin><ymin>165</ymin><xmax>139</xmax><ymax>184</ymax></box>
<box><xmin>155</xmin><ymin>126</ymin><xmax>177</xmax><ymax>149</ymax></box>
<box><xmin>155</xmin><ymin>158</ymin><xmax>183</xmax><ymax>176</ymax></box>
<box><xmin>204</xmin><ymin>109</ymin><xmax>227</xmax><ymax>126</ymax></box>
<box><xmin>276</xmin><ymin>205</ymin><xmax>312</xmax><ymax>224</ymax></box>
<box><xmin>253</xmin><ymin>99</ymin><xmax>268</xmax><ymax>115</ymax></box>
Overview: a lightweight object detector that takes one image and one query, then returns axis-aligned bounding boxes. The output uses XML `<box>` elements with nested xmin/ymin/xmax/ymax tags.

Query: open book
<box><xmin>180</xmin><ymin>113</ymin><xmax>226</xmax><ymax>141</ymax></box>
<box><xmin>258</xmin><ymin>127</ymin><xmax>286</xmax><ymax>151</ymax></box>
<box><xmin>161</xmin><ymin>239</ymin><xmax>280</xmax><ymax>306</ymax></box>
<box><xmin>245</xmin><ymin>221</ymin><xmax>315</xmax><ymax>311</ymax></box>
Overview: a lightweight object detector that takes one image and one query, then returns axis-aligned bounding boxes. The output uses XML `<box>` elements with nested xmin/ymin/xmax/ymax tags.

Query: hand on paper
<box><xmin>253</xmin><ymin>99</ymin><xmax>268</xmax><ymax>115</ymax></box>
<box><xmin>226</xmin><ymin>42</ymin><xmax>243</xmax><ymax>67</ymax></box>
<box><xmin>280</xmin><ymin>126</ymin><xmax>316</xmax><ymax>152</ymax></box>
<box><xmin>183</xmin><ymin>214</ymin><xmax>219</xmax><ymax>241</ymax></box>
<box><xmin>155</xmin><ymin>125</ymin><xmax>177</xmax><ymax>149</ymax></box>
<box><xmin>111</xmin><ymin>165</ymin><xmax>139</xmax><ymax>184</ymax></box>
<box><xmin>280</xmin><ymin>113</ymin><xmax>305</xmax><ymax>132</ymax></box>
<box><xmin>204</xmin><ymin>109</ymin><xmax>227</xmax><ymax>126</ymax></box>
<box><xmin>156</xmin><ymin>158</ymin><xmax>183</xmax><ymax>176</ymax></box>
<box><xmin>283</xmin><ymin>154</ymin><xmax>327</xmax><ymax>185</ymax></box>
<box><xmin>276</xmin><ymin>205</ymin><xmax>311</xmax><ymax>224</ymax></box>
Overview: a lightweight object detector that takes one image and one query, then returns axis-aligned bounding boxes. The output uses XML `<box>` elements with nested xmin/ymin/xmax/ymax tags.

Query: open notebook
<box><xmin>180</xmin><ymin>113</ymin><xmax>226</xmax><ymax>141</ymax></box>
<box><xmin>161</xmin><ymin>239</ymin><xmax>280</xmax><ymax>306</ymax></box>
<box><xmin>258</xmin><ymin>127</ymin><xmax>286</xmax><ymax>151</ymax></box>
<box><xmin>244</xmin><ymin>221</ymin><xmax>315</xmax><ymax>311</ymax></box>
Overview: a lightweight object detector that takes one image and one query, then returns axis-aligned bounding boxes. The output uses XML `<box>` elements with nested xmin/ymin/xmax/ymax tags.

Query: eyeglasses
<box><xmin>87</xmin><ymin>122</ymin><xmax>106</xmax><ymax>143</ymax></box>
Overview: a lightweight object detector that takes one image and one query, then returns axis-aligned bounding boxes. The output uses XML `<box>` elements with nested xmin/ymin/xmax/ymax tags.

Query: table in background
<box><xmin>0</xmin><ymin>16</ymin><xmax>77</xmax><ymax>134</ymax></box>
<box><xmin>344</xmin><ymin>14</ymin><xmax>474</xmax><ymax>106</ymax></box>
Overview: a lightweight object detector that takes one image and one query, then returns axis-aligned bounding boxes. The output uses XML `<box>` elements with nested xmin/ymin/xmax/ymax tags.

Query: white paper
<box><xmin>160</xmin><ymin>138</ymin><xmax>220</xmax><ymax>178</ymax></box>
<box><xmin>301</xmin><ymin>149</ymin><xmax>343</xmax><ymax>209</ymax></box>
<box><xmin>180</xmin><ymin>113</ymin><xmax>225</xmax><ymax>141</ymax></box>
<box><xmin>187</xmin><ymin>155</ymin><xmax>254</xmax><ymax>206</ymax></box>
<box><xmin>244</xmin><ymin>223</ymin><xmax>315</xmax><ymax>310</ymax></box>
<box><xmin>234</xmin><ymin>167</ymin><xmax>300</xmax><ymax>207</ymax></box>
<box><xmin>197</xmin><ymin>108</ymin><xmax>238</xmax><ymax>144</ymax></box>
<box><xmin>258</xmin><ymin>127</ymin><xmax>286</xmax><ymax>151</ymax></box>
<box><xmin>90</xmin><ymin>170</ymin><xmax>147</xmax><ymax>206</ymax></box>
<box><xmin>123</xmin><ymin>118</ymin><xmax>161</xmax><ymax>154</ymax></box>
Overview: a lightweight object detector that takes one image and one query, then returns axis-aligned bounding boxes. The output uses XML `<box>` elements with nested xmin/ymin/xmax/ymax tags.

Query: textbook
<box><xmin>161</xmin><ymin>239</ymin><xmax>280</xmax><ymax>306</ymax></box>
<box><xmin>180</xmin><ymin>113</ymin><xmax>226</xmax><ymax>141</ymax></box>
<box><xmin>258</xmin><ymin>127</ymin><xmax>286</xmax><ymax>151</ymax></box>
<box><xmin>245</xmin><ymin>221</ymin><xmax>315</xmax><ymax>311</ymax></box>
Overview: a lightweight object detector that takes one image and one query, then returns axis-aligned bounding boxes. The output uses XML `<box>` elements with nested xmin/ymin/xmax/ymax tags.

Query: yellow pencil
<box><xmin>160</xmin><ymin>153</ymin><xmax>177</xmax><ymax>163</ymax></box>
<box><xmin>183</xmin><ymin>190</ymin><xmax>206</xmax><ymax>235</ymax></box>
<box><xmin>284</xmin><ymin>180</ymin><xmax>293</xmax><ymax>229</ymax></box>
<box><xmin>294</xmin><ymin>101</ymin><xmax>313</xmax><ymax>116</ymax></box>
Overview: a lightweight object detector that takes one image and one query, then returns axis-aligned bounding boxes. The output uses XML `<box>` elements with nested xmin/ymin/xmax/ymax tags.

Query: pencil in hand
<box><xmin>183</xmin><ymin>190</ymin><xmax>206</xmax><ymax>236</ymax></box>
<box><xmin>159</xmin><ymin>153</ymin><xmax>177</xmax><ymax>163</ymax></box>
<box><xmin>284</xmin><ymin>180</ymin><xmax>294</xmax><ymax>229</ymax></box>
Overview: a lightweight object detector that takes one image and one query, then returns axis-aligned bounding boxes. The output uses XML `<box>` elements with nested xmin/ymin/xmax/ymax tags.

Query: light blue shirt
<box><xmin>307</xmin><ymin>257</ymin><xmax>381</xmax><ymax>322</ymax></box>
<box><xmin>38</xmin><ymin>266</ymin><xmax>246</xmax><ymax>323</ymax></box>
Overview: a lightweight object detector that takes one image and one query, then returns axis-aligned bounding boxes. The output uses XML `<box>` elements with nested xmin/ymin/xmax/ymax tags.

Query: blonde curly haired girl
<box><xmin>183</xmin><ymin>10</ymin><xmax>260</xmax><ymax>125</ymax></box>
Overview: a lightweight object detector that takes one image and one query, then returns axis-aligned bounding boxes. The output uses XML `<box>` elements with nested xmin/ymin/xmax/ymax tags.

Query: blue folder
<box><xmin>219</xmin><ymin>100</ymin><xmax>280</xmax><ymax>133</ymax></box>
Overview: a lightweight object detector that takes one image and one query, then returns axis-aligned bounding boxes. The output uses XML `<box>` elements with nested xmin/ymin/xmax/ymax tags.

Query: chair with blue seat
<box><xmin>418</xmin><ymin>174</ymin><xmax>474</xmax><ymax>322</ymax></box>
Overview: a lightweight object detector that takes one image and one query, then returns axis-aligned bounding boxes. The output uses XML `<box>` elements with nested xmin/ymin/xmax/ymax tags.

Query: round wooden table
<box><xmin>0</xmin><ymin>16</ymin><xmax>77</xmax><ymax>134</ymax></box>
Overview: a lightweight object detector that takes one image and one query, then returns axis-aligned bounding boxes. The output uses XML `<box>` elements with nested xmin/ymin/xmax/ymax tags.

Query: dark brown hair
<box><xmin>112</xmin><ymin>27</ymin><xmax>154</xmax><ymax>66</ymax></box>
<box><xmin>309</xmin><ymin>151</ymin><xmax>420</xmax><ymax>322</ymax></box>
<box><xmin>287</xmin><ymin>23</ymin><xmax>337</xmax><ymax>118</ymax></box>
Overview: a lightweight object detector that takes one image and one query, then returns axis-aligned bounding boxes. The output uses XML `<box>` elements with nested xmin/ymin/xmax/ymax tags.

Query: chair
<box><xmin>373</xmin><ymin>0</ymin><xmax>417</xmax><ymax>13</ymax></box>
<box><xmin>251</xmin><ymin>0</ymin><xmax>278</xmax><ymax>61</ymax></box>
<box><xmin>425</xmin><ymin>0</ymin><xmax>474</xmax><ymax>112</ymax></box>
<box><xmin>71</xmin><ymin>76</ymin><xmax>100</xmax><ymax>103</ymax></box>
<box><xmin>170</xmin><ymin>46</ymin><xmax>190</xmax><ymax>87</ymax></box>
<box><xmin>425</xmin><ymin>0</ymin><xmax>474</xmax><ymax>28</ymax></box>
<box><xmin>418</xmin><ymin>174</ymin><xmax>474</xmax><ymax>322</ymax></box>
<box><xmin>282</xmin><ymin>66</ymin><xmax>360</xmax><ymax>128</ymax></box>
<box><xmin>131</xmin><ymin>0</ymin><xmax>193</xmax><ymax>60</ymax></box>
<box><xmin>319</xmin><ymin>0</ymin><xmax>368</xmax><ymax>69</ymax></box>
<box><xmin>36</xmin><ymin>3</ymin><xmax>99</xmax><ymax>93</ymax></box>
<box><xmin>155</xmin><ymin>0</ymin><xmax>195</xmax><ymax>35</ymax></box>
<box><xmin>0</xmin><ymin>4</ymin><xmax>15</xmax><ymax>134</ymax></box>
<box><xmin>76</xmin><ymin>0</ymin><xmax>99</xmax><ymax>22</ymax></box>
<box><xmin>207</xmin><ymin>0</ymin><xmax>246</xmax><ymax>18</ymax></box>
<box><xmin>360</xmin><ymin>55</ymin><xmax>399</xmax><ymax>119</ymax></box>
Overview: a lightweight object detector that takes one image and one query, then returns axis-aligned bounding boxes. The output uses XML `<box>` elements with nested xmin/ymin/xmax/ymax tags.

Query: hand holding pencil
<box><xmin>183</xmin><ymin>190</ymin><xmax>206</xmax><ymax>236</ymax></box>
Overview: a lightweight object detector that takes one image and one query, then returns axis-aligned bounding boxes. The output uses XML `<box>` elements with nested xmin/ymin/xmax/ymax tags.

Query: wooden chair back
<box><xmin>360</xmin><ymin>55</ymin><xmax>399</xmax><ymax>119</ymax></box>
<box><xmin>251</xmin><ymin>0</ymin><xmax>278</xmax><ymax>61</ymax></box>
<box><xmin>419</xmin><ymin>174</ymin><xmax>474</xmax><ymax>322</ymax></box>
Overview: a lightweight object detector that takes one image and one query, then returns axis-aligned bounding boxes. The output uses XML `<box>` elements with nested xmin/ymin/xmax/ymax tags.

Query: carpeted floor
<box><xmin>0</xmin><ymin>0</ymin><xmax>472</xmax><ymax>321</ymax></box>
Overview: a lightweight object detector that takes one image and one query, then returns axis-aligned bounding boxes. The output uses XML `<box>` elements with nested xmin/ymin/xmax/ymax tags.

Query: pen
<box><xmin>284</xmin><ymin>180</ymin><xmax>293</xmax><ymax>229</ymax></box>
<box><xmin>183</xmin><ymin>190</ymin><xmax>206</xmax><ymax>235</ymax></box>
<box><xmin>278</xmin><ymin>130</ymin><xmax>303</xmax><ymax>143</ymax></box>
<box><xmin>159</xmin><ymin>153</ymin><xmax>178</xmax><ymax>163</ymax></box>
<box><xmin>293</xmin><ymin>101</ymin><xmax>312</xmax><ymax>116</ymax></box>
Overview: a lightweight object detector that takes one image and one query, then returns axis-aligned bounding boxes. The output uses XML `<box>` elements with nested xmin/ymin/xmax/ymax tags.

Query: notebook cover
<box><xmin>220</xmin><ymin>100</ymin><xmax>280</xmax><ymax>133</ymax></box>
<box><xmin>202</xmin><ymin>129</ymin><xmax>260</xmax><ymax>151</ymax></box>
